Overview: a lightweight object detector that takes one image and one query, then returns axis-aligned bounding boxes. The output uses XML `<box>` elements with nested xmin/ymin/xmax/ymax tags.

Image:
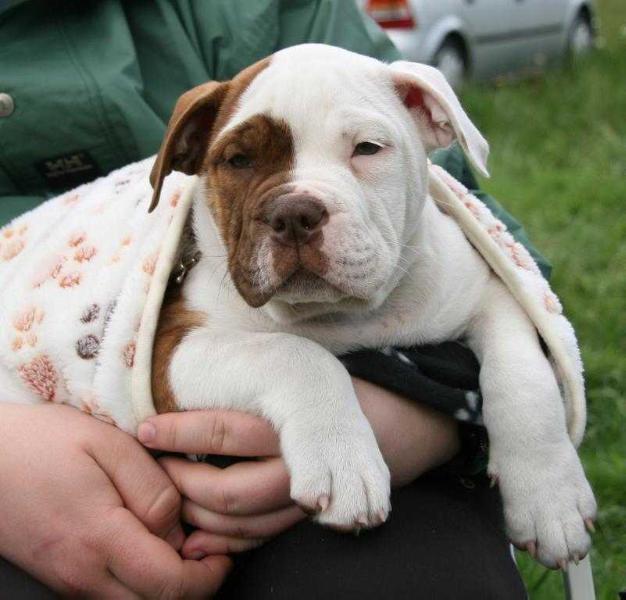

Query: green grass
<box><xmin>461</xmin><ymin>2</ymin><xmax>626</xmax><ymax>597</ymax></box>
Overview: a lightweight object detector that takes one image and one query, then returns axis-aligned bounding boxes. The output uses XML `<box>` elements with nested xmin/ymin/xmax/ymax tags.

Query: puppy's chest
<box><xmin>288</xmin><ymin>300</ymin><xmax>465</xmax><ymax>354</ymax></box>
<box><xmin>189</xmin><ymin>285</ymin><xmax>466</xmax><ymax>356</ymax></box>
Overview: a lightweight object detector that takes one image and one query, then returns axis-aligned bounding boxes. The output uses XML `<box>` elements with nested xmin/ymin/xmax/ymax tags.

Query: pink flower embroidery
<box><xmin>11</xmin><ymin>337</ymin><xmax>23</xmax><ymax>352</ymax></box>
<box><xmin>74</xmin><ymin>245</ymin><xmax>97</xmax><ymax>263</ymax></box>
<box><xmin>511</xmin><ymin>243</ymin><xmax>540</xmax><ymax>274</ymax></box>
<box><xmin>447</xmin><ymin>177</ymin><xmax>468</xmax><ymax>200</ymax></box>
<box><xmin>142</xmin><ymin>253</ymin><xmax>158</xmax><ymax>276</ymax></box>
<box><xmin>12</xmin><ymin>307</ymin><xmax>44</xmax><ymax>332</ymax></box>
<box><xmin>18</xmin><ymin>355</ymin><xmax>58</xmax><ymax>402</ymax></box>
<box><xmin>68</xmin><ymin>231</ymin><xmax>87</xmax><ymax>247</ymax></box>
<box><xmin>1</xmin><ymin>238</ymin><xmax>25</xmax><ymax>261</ymax></box>
<box><xmin>544</xmin><ymin>291</ymin><xmax>563</xmax><ymax>314</ymax></box>
<box><xmin>50</xmin><ymin>256</ymin><xmax>68</xmax><ymax>280</ymax></box>
<box><xmin>59</xmin><ymin>272</ymin><xmax>82</xmax><ymax>288</ymax></box>
<box><xmin>122</xmin><ymin>342</ymin><xmax>136</xmax><ymax>368</ymax></box>
<box><xmin>488</xmin><ymin>222</ymin><xmax>505</xmax><ymax>237</ymax></box>
<box><xmin>463</xmin><ymin>199</ymin><xmax>481</xmax><ymax>218</ymax></box>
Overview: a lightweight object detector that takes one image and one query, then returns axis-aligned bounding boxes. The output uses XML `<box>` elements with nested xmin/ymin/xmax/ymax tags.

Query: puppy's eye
<box><xmin>353</xmin><ymin>141</ymin><xmax>383</xmax><ymax>156</ymax></box>
<box><xmin>227</xmin><ymin>154</ymin><xmax>253</xmax><ymax>169</ymax></box>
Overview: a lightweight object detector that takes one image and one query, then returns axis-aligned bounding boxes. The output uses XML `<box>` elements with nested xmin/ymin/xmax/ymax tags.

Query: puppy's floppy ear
<box><xmin>389</xmin><ymin>61</ymin><xmax>489</xmax><ymax>177</ymax></box>
<box><xmin>149</xmin><ymin>81</ymin><xmax>229</xmax><ymax>212</ymax></box>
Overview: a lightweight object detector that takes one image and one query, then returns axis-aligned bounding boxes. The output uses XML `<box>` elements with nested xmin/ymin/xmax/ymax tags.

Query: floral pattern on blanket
<box><xmin>431</xmin><ymin>164</ymin><xmax>565</xmax><ymax>316</ymax></box>
<box><xmin>430</xmin><ymin>163</ymin><xmax>585</xmax><ymax>445</ymax></box>
<box><xmin>0</xmin><ymin>158</ymin><xmax>190</xmax><ymax>431</ymax></box>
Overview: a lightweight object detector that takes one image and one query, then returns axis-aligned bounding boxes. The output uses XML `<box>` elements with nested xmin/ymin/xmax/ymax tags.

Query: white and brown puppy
<box><xmin>149</xmin><ymin>44</ymin><xmax>595</xmax><ymax>568</ymax></box>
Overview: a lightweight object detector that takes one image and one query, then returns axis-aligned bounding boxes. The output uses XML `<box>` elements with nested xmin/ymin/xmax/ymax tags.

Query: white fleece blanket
<box><xmin>0</xmin><ymin>158</ymin><xmax>195</xmax><ymax>433</ymax></box>
<box><xmin>0</xmin><ymin>158</ymin><xmax>585</xmax><ymax>444</ymax></box>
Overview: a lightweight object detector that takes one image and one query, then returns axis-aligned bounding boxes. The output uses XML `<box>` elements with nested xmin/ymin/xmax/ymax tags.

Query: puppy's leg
<box><xmin>467</xmin><ymin>279</ymin><xmax>596</xmax><ymax>568</ymax></box>
<box><xmin>167</xmin><ymin>328</ymin><xmax>390</xmax><ymax>530</ymax></box>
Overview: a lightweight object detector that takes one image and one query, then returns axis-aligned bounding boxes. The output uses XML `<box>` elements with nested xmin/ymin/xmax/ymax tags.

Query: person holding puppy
<box><xmin>0</xmin><ymin>1</ymin><xmax>549</xmax><ymax>597</ymax></box>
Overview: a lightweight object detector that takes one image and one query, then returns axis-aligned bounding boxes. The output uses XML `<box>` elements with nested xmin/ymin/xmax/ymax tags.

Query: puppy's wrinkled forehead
<box><xmin>219</xmin><ymin>45</ymin><xmax>394</xmax><ymax>141</ymax></box>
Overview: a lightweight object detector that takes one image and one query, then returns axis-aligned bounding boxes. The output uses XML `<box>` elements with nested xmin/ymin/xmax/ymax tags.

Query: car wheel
<box><xmin>433</xmin><ymin>40</ymin><xmax>467</xmax><ymax>89</ymax></box>
<box><xmin>567</xmin><ymin>13</ymin><xmax>594</xmax><ymax>57</ymax></box>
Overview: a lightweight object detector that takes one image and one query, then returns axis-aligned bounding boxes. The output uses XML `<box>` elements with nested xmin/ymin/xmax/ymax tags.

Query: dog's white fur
<box><xmin>163</xmin><ymin>45</ymin><xmax>596</xmax><ymax>567</ymax></box>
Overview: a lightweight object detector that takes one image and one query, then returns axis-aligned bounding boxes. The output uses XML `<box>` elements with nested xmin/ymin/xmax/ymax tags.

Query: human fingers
<box><xmin>182</xmin><ymin>499</ymin><xmax>305</xmax><ymax>540</ymax></box>
<box><xmin>105</xmin><ymin>507</ymin><xmax>232</xmax><ymax>598</ymax></box>
<box><xmin>138</xmin><ymin>409</ymin><xmax>280</xmax><ymax>456</ymax></box>
<box><xmin>182</xmin><ymin>530</ymin><xmax>268</xmax><ymax>558</ymax></box>
<box><xmin>159</xmin><ymin>456</ymin><xmax>293</xmax><ymax>516</ymax></box>
<box><xmin>86</xmin><ymin>431</ymin><xmax>184</xmax><ymax>548</ymax></box>
<box><xmin>81</xmin><ymin>576</ymin><xmax>141</xmax><ymax>600</ymax></box>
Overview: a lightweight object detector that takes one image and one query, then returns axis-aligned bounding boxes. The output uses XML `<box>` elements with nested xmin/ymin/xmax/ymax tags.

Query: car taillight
<box><xmin>365</xmin><ymin>0</ymin><xmax>416</xmax><ymax>29</ymax></box>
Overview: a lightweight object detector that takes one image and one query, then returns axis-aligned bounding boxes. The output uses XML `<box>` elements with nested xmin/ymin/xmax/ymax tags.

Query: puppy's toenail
<box><xmin>317</xmin><ymin>495</ymin><xmax>330</xmax><ymax>512</ymax></box>
<box><xmin>356</xmin><ymin>514</ymin><xmax>369</xmax><ymax>527</ymax></box>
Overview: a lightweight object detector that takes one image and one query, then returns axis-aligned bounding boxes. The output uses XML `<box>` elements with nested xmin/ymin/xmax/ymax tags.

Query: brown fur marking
<box><xmin>206</xmin><ymin>115</ymin><xmax>296</xmax><ymax>306</ymax></box>
<box><xmin>152</xmin><ymin>285</ymin><xmax>205</xmax><ymax>413</ymax></box>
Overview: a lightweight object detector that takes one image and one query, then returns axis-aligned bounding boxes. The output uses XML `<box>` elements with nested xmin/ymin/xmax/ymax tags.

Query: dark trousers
<box><xmin>219</xmin><ymin>470</ymin><xmax>526</xmax><ymax>599</ymax></box>
<box><xmin>0</xmin><ymin>471</ymin><xmax>526</xmax><ymax>599</ymax></box>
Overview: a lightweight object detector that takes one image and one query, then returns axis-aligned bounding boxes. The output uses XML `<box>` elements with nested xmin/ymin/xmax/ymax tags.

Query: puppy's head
<box><xmin>151</xmin><ymin>44</ymin><xmax>488</xmax><ymax>321</ymax></box>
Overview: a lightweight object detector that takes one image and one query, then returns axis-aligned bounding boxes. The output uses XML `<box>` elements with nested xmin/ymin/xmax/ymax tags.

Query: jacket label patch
<box><xmin>35</xmin><ymin>151</ymin><xmax>101</xmax><ymax>191</ymax></box>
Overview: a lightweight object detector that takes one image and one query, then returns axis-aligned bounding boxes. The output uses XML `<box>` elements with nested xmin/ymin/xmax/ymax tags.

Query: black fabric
<box><xmin>0</xmin><ymin>557</ymin><xmax>56</xmax><ymax>599</ymax></box>
<box><xmin>341</xmin><ymin>341</ymin><xmax>484</xmax><ymax>425</ymax></box>
<box><xmin>218</xmin><ymin>470</ymin><xmax>526</xmax><ymax>600</ymax></box>
<box><xmin>0</xmin><ymin>471</ymin><xmax>526</xmax><ymax>600</ymax></box>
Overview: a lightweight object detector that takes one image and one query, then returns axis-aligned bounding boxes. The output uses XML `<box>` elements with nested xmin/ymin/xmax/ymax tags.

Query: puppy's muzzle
<box><xmin>264</xmin><ymin>194</ymin><xmax>328</xmax><ymax>247</ymax></box>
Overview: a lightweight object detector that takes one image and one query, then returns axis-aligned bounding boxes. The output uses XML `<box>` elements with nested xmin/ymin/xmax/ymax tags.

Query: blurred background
<box><xmin>361</xmin><ymin>0</ymin><xmax>596</xmax><ymax>88</ymax></box>
<box><xmin>360</xmin><ymin>0</ymin><xmax>625</xmax><ymax>597</ymax></box>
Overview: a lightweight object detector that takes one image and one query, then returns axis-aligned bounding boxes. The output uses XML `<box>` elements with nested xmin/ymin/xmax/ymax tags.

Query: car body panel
<box><xmin>358</xmin><ymin>0</ymin><xmax>595</xmax><ymax>81</ymax></box>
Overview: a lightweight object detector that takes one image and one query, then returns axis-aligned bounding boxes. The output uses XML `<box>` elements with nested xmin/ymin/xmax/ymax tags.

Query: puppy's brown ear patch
<box><xmin>149</xmin><ymin>81</ymin><xmax>229</xmax><ymax>212</ymax></box>
<box><xmin>149</xmin><ymin>56</ymin><xmax>272</xmax><ymax>213</ymax></box>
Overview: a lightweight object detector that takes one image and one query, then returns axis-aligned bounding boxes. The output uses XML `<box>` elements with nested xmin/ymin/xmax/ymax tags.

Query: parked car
<box><xmin>359</xmin><ymin>0</ymin><xmax>595</xmax><ymax>87</ymax></box>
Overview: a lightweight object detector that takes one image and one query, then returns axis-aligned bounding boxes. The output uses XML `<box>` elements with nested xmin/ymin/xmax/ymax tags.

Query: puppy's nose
<box><xmin>266</xmin><ymin>195</ymin><xmax>327</xmax><ymax>246</ymax></box>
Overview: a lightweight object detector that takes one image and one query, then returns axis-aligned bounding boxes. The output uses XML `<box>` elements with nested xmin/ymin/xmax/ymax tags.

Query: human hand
<box><xmin>138</xmin><ymin>410</ymin><xmax>306</xmax><ymax>558</ymax></box>
<box><xmin>0</xmin><ymin>403</ymin><xmax>231</xmax><ymax>598</ymax></box>
<box><xmin>139</xmin><ymin>377</ymin><xmax>460</xmax><ymax>557</ymax></box>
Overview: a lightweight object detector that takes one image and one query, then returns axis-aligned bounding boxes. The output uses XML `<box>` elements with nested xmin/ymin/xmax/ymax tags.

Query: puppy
<box><xmin>0</xmin><ymin>44</ymin><xmax>595</xmax><ymax>569</ymax></box>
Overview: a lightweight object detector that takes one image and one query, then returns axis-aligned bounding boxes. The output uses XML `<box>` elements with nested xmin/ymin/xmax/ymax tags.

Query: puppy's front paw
<box><xmin>284</xmin><ymin>418</ymin><xmax>391</xmax><ymax>531</ymax></box>
<box><xmin>491</xmin><ymin>443</ymin><xmax>597</xmax><ymax>569</ymax></box>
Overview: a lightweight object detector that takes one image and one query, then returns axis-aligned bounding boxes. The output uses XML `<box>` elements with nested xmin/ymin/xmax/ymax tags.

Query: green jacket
<box><xmin>0</xmin><ymin>0</ymin><xmax>549</xmax><ymax>277</ymax></box>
